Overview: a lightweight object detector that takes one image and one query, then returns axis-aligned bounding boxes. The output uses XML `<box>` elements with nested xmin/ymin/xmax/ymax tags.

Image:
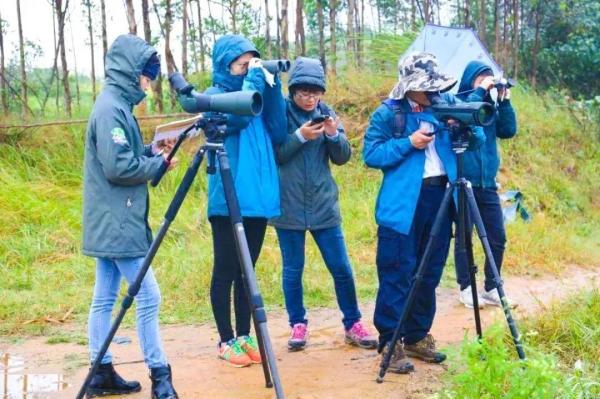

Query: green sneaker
<box><xmin>218</xmin><ymin>339</ymin><xmax>252</xmax><ymax>367</ymax></box>
<box><xmin>238</xmin><ymin>335</ymin><xmax>262</xmax><ymax>364</ymax></box>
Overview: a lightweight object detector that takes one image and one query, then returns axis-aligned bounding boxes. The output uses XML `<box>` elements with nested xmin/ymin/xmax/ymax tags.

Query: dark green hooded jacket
<box><xmin>82</xmin><ymin>34</ymin><xmax>164</xmax><ymax>258</ymax></box>
<box><xmin>270</xmin><ymin>57</ymin><xmax>351</xmax><ymax>230</ymax></box>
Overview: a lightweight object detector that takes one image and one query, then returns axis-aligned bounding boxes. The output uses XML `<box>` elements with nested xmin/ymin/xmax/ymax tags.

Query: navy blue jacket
<box><xmin>363</xmin><ymin>95</ymin><xmax>485</xmax><ymax>235</ymax></box>
<box><xmin>457</xmin><ymin>61</ymin><xmax>517</xmax><ymax>188</ymax></box>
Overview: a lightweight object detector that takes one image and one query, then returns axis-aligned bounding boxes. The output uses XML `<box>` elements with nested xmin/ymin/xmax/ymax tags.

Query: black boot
<box><xmin>86</xmin><ymin>363</ymin><xmax>141</xmax><ymax>398</ymax></box>
<box><xmin>150</xmin><ymin>364</ymin><xmax>179</xmax><ymax>399</ymax></box>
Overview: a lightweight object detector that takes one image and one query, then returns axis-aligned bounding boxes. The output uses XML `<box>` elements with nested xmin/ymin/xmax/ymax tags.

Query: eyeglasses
<box><xmin>296</xmin><ymin>90</ymin><xmax>323</xmax><ymax>100</ymax></box>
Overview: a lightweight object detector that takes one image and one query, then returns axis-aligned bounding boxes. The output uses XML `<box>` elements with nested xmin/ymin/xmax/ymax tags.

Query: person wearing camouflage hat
<box><xmin>362</xmin><ymin>52</ymin><xmax>485</xmax><ymax>373</ymax></box>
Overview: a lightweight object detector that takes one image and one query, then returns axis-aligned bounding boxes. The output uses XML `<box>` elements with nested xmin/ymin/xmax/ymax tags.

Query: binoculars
<box><xmin>263</xmin><ymin>59</ymin><xmax>291</xmax><ymax>74</ymax></box>
<box><xmin>169</xmin><ymin>72</ymin><xmax>263</xmax><ymax>116</ymax></box>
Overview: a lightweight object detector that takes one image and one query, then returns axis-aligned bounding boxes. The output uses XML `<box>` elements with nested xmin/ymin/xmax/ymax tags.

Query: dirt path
<box><xmin>2</xmin><ymin>266</ymin><xmax>599</xmax><ymax>399</ymax></box>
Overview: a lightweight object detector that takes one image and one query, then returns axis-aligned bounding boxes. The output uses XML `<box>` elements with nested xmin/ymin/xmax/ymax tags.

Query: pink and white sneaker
<box><xmin>288</xmin><ymin>323</ymin><xmax>308</xmax><ymax>351</ymax></box>
<box><xmin>345</xmin><ymin>321</ymin><xmax>378</xmax><ymax>349</ymax></box>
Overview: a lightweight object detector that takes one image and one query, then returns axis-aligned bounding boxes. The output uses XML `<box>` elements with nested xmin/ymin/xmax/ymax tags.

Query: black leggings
<box><xmin>209</xmin><ymin>216</ymin><xmax>267</xmax><ymax>343</ymax></box>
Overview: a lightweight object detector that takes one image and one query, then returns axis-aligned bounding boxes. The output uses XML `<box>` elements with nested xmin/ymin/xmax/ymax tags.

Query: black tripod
<box><xmin>376</xmin><ymin>123</ymin><xmax>525</xmax><ymax>384</ymax></box>
<box><xmin>77</xmin><ymin>116</ymin><xmax>285</xmax><ymax>399</ymax></box>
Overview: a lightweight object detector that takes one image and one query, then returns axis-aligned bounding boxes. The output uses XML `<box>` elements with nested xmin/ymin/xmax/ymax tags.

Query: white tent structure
<box><xmin>402</xmin><ymin>24</ymin><xmax>504</xmax><ymax>92</ymax></box>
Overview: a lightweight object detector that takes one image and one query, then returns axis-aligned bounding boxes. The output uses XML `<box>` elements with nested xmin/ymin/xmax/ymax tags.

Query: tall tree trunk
<box><xmin>493</xmin><ymin>0</ymin><xmax>499</xmax><ymax>59</ymax></box>
<box><xmin>358</xmin><ymin>0</ymin><xmax>364</xmax><ymax>67</ymax></box>
<box><xmin>295</xmin><ymin>0</ymin><xmax>305</xmax><ymax>56</ymax></box>
<box><xmin>100</xmin><ymin>0</ymin><xmax>107</xmax><ymax>63</ymax></box>
<box><xmin>16</xmin><ymin>0</ymin><xmax>28</xmax><ymax>117</ymax></box>
<box><xmin>229</xmin><ymin>0</ymin><xmax>238</xmax><ymax>33</ymax></box>
<box><xmin>275</xmin><ymin>0</ymin><xmax>281</xmax><ymax>57</ymax></box>
<box><xmin>85</xmin><ymin>0</ymin><xmax>96</xmax><ymax>101</ymax></box>
<box><xmin>195</xmin><ymin>0</ymin><xmax>206</xmax><ymax>72</ymax></box>
<box><xmin>410</xmin><ymin>0</ymin><xmax>416</xmax><ymax>30</ymax></box>
<box><xmin>68</xmin><ymin>16</ymin><xmax>80</xmax><ymax>109</ymax></box>
<box><xmin>423</xmin><ymin>0</ymin><xmax>430</xmax><ymax>23</ymax></box>
<box><xmin>264</xmin><ymin>0</ymin><xmax>272</xmax><ymax>57</ymax></box>
<box><xmin>182</xmin><ymin>0</ymin><xmax>189</xmax><ymax>77</ymax></box>
<box><xmin>187</xmin><ymin>1</ymin><xmax>199</xmax><ymax>73</ymax></box>
<box><xmin>478</xmin><ymin>0</ymin><xmax>486</xmax><ymax>44</ymax></box>
<box><xmin>55</xmin><ymin>0</ymin><xmax>72</xmax><ymax>117</ymax></box>
<box><xmin>531</xmin><ymin>1</ymin><xmax>541</xmax><ymax>89</ymax></box>
<box><xmin>142</xmin><ymin>0</ymin><xmax>163</xmax><ymax>112</ymax></box>
<box><xmin>125</xmin><ymin>0</ymin><xmax>137</xmax><ymax>35</ymax></box>
<box><xmin>465</xmin><ymin>0</ymin><xmax>472</xmax><ymax>28</ymax></box>
<box><xmin>316</xmin><ymin>0</ymin><xmax>325</xmax><ymax>70</ymax></box>
<box><xmin>502</xmin><ymin>0</ymin><xmax>509</xmax><ymax>69</ymax></box>
<box><xmin>52</xmin><ymin>3</ymin><xmax>60</xmax><ymax>111</ymax></box>
<box><xmin>329</xmin><ymin>0</ymin><xmax>336</xmax><ymax>74</ymax></box>
<box><xmin>280</xmin><ymin>0</ymin><xmax>288</xmax><ymax>58</ymax></box>
<box><xmin>164</xmin><ymin>0</ymin><xmax>177</xmax><ymax>108</ymax></box>
<box><xmin>0</xmin><ymin>10</ymin><xmax>8</xmax><ymax>115</ymax></box>
<box><xmin>347</xmin><ymin>0</ymin><xmax>355</xmax><ymax>66</ymax></box>
<box><xmin>376</xmin><ymin>0</ymin><xmax>381</xmax><ymax>32</ymax></box>
<box><xmin>513</xmin><ymin>0</ymin><xmax>519</xmax><ymax>78</ymax></box>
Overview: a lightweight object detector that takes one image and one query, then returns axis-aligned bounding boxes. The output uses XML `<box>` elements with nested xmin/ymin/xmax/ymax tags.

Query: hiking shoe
<box><xmin>482</xmin><ymin>288</ymin><xmax>517</xmax><ymax>308</ymax></box>
<box><xmin>380</xmin><ymin>341</ymin><xmax>414</xmax><ymax>374</ymax></box>
<box><xmin>459</xmin><ymin>285</ymin><xmax>485</xmax><ymax>309</ymax></box>
<box><xmin>149</xmin><ymin>364</ymin><xmax>178</xmax><ymax>399</ymax></box>
<box><xmin>345</xmin><ymin>321</ymin><xmax>378</xmax><ymax>349</ymax></box>
<box><xmin>238</xmin><ymin>335</ymin><xmax>262</xmax><ymax>364</ymax></box>
<box><xmin>86</xmin><ymin>362</ymin><xmax>141</xmax><ymax>398</ymax></box>
<box><xmin>218</xmin><ymin>339</ymin><xmax>252</xmax><ymax>367</ymax></box>
<box><xmin>288</xmin><ymin>323</ymin><xmax>308</xmax><ymax>351</ymax></box>
<box><xmin>404</xmin><ymin>334</ymin><xmax>447</xmax><ymax>363</ymax></box>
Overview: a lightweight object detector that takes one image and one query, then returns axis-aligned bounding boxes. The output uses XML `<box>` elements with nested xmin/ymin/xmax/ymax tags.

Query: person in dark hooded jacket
<box><xmin>82</xmin><ymin>34</ymin><xmax>178</xmax><ymax>398</ymax></box>
<box><xmin>203</xmin><ymin>34</ymin><xmax>287</xmax><ymax>368</ymax></box>
<box><xmin>453</xmin><ymin>61</ymin><xmax>518</xmax><ymax>309</ymax></box>
<box><xmin>271</xmin><ymin>57</ymin><xmax>378</xmax><ymax>352</ymax></box>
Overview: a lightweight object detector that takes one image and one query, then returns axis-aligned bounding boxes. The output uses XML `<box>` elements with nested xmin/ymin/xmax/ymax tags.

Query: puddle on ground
<box><xmin>1</xmin><ymin>353</ymin><xmax>69</xmax><ymax>398</ymax></box>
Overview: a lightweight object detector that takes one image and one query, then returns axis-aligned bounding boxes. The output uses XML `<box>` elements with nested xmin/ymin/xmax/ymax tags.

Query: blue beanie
<box><xmin>142</xmin><ymin>53</ymin><xmax>161</xmax><ymax>80</ymax></box>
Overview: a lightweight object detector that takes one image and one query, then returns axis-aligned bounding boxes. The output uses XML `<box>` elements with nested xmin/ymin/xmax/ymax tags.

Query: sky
<box><xmin>1</xmin><ymin>0</ymin><xmax>452</xmax><ymax>78</ymax></box>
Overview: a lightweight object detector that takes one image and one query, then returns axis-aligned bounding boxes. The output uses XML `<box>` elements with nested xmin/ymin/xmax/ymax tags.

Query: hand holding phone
<box><xmin>309</xmin><ymin>115</ymin><xmax>330</xmax><ymax>126</ymax></box>
<box><xmin>419</xmin><ymin>120</ymin><xmax>436</xmax><ymax>136</ymax></box>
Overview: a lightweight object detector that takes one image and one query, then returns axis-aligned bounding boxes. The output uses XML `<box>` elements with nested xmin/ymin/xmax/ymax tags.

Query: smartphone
<box><xmin>309</xmin><ymin>115</ymin><xmax>329</xmax><ymax>126</ymax></box>
<box><xmin>419</xmin><ymin>120</ymin><xmax>436</xmax><ymax>136</ymax></box>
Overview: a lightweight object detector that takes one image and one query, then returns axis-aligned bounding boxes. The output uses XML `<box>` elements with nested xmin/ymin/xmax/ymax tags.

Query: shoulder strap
<box><xmin>382</xmin><ymin>98</ymin><xmax>407</xmax><ymax>138</ymax></box>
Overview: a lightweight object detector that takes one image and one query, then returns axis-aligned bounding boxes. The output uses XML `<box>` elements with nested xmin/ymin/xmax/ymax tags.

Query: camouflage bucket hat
<box><xmin>389</xmin><ymin>52</ymin><xmax>457</xmax><ymax>99</ymax></box>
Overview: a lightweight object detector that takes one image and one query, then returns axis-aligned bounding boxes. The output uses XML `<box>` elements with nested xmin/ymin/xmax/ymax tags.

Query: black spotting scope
<box><xmin>263</xmin><ymin>59</ymin><xmax>291</xmax><ymax>74</ymax></box>
<box><xmin>169</xmin><ymin>72</ymin><xmax>263</xmax><ymax>116</ymax></box>
<box><xmin>431</xmin><ymin>102</ymin><xmax>495</xmax><ymax>127</ymax></box>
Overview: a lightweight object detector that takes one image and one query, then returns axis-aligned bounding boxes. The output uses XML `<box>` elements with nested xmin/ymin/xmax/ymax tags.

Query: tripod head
<box><xmin>443</xmin><ymin>119</ymin><xmax>472</xmax><ymax>154</ymax></box>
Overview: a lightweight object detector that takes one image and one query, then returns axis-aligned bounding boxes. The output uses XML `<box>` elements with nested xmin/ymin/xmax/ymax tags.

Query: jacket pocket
<box><xmin>119</xmin><ymin>195</ymin><xmax>134</xmax><ymax>228</ymax></box>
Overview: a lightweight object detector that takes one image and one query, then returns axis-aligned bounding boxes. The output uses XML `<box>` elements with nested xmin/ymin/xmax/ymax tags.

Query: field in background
<box><xmin>0</xmin><ymin>73</ymin><xmax>599</xmax><ymax>336</ymax></box>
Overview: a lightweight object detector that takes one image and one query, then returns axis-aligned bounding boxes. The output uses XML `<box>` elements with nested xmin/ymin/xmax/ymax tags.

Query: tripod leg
<box><xmin>464</xmin><ymin>185</ymin><xmax>526</xmax><ymax>360</ymax></box>
<box><xmin>216</xmin><ymin>150</ymin><xmax>285</xmax><ymax>399</ymax></box>
<box><xmin>377</xmin><ymin>183</ymin><xmax>455</xmax><ymax>383</ymax></box>
<box><xmin>77</xmin><ymin>148</ymin><xmax>207</xmax><ymax>399</ymax></box>
<box><xmin>456</xmin><ymin>179</ymin><xmax>483</xmax><ymax>338</ymax></box>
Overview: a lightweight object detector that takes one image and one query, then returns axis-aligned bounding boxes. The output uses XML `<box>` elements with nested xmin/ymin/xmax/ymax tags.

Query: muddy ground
<box><xmin>1</xmin><ymin>266</ymin><xmax>598</xmax><ymax>399</ymax></box>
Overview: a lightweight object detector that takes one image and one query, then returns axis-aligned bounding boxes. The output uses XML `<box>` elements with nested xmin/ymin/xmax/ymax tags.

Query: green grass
<box><xmin>0</xmin><ymin>75</ymin><xmax>598</xmax><ymax>336</ymax></box>
<box><xmin>437</xmin><ymin>289</ymin><xmax>600</xmax><ymax>398</ymax></box>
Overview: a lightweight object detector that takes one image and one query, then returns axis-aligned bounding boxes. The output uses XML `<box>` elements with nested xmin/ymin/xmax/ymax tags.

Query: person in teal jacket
<box><xmin>363</xmin><ymin>52</ymin><xmax>485</xmax><ymax>374</ymax></box>
<box><xmin>454</xmin><ymin>60</ymin><xmax>518</xmax><ymax>309</ymax></box>
<box><xmin>204</xmin><ymin>34</ymin><xmax>287</xmax><ymax>368</ymax></box>
<box><xmin>82</xmin><ymin>34</ymin><xmax>178</xmax><ymax>398</ymax></box>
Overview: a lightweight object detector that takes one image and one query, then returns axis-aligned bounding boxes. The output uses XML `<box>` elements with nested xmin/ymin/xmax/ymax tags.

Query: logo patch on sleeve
<box><xmin>111</xmin><ymin>127</ymin><xmax>128</xmax><ymax>145</ymax></box>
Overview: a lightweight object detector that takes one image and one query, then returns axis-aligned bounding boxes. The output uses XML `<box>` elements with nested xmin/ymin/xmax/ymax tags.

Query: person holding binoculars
<box><xmin>271</xmin><ymin>57</ymin><xmax>378</xmax><ymax>352</ymax></box>
<box><xmin>203</xmin><ymin>34</ymin><xmax>287</xmax><ymax>368</ymax></box>
<box><xmin>82</xmin><ymin>34</ymin><xmax>178</xmax><ymax>398</ymax></box>
<box><xmin>454</xmin><ymin>61</ymin><xmax>518</xmax><ymax>309</ymax></box>
<box><xmin>363</xmin><ymin>52</ymin><xmax>485</xmax><ymax>374</ymax></box>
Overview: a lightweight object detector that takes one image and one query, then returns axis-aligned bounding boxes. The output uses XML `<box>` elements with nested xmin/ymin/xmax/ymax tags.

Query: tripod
<box><xmin>77</xmin><ymin>116</ymin><xmax>285</xmax><ymax>399</ymax></box>
<box><xmin>376</xmin><ymin>123</ymin><xmax>525</xmax><ymax>384</ymax></box>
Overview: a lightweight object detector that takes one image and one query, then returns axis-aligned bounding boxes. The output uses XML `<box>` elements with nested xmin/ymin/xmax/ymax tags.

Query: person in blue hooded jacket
<box><xmin>203</xmin><ymin>34</ymin><xmax>286</xmax><ymax>368</ymax></box>
<box><xmin>270</xmin><ymin>57</ymin><xmax>378</xmax><ymax>352</ymax></box>
<box><xmin>454</xmin><ymin>61</ymin><xmax>518</xmax><ymax>309</ymax></box>
<box><xmin>82</xmin><ymin>34</ymin><xmax>178</xmax><ymax>398</ymax></box>
<box><xmin>363</xmin><ymin>52</ymin><xmax>485</xmax><ymax>374</ymax></box>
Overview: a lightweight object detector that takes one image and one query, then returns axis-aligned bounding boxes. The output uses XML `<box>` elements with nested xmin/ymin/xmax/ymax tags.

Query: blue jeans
<box><xmin>374</xmin><ymin>184</ymin><xmax>452</xmax><ymax>347</ymax></box>
<box><xmin>276</xmin><ymin>225</ymin><xmax>361</xmax><ymax>331</ymax></box>
<box><xmin>454</xmin><ymin>187</ymin><xmax>506</xmax><ymax>292</ymax></box>
<box><xmin>88</xmin><ymin>257</ymin><xmax>167</xmax><ymax>368</ymax></box>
